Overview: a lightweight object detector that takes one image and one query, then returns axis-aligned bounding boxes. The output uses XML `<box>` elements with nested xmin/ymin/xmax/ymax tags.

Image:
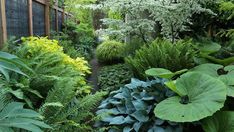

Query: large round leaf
<box><xmin>154</xmin><ymin>72</ymin><xmax>227</xmax><ymax>122</ymax></box>
<box><xmin>191</xmin><ymin>64</ymin><xmax>234</xmax><ymax>97</ymax></box>
<box><xmin>202</xmin><ymin>111</ymin><xmax>234</xmax><ymax>132</ymax></box>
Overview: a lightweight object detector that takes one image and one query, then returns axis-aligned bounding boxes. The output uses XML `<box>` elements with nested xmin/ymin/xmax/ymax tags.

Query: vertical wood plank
<box><xmin>0</xmin><ymin>0</ymin><xmax>7</xmax><ymax>47</ymax></box>
<box><xmin>45</xmin><ymin>0</ymin><xmax>50</xmax><ymax>37</ymax></box>
<box><xmin>28</xmin><ymin>0</ymin><xmax>33</xmax><ymax>36</ymax></box>
<box><xmin>55</xmin><ymin>9</ymin><xmax>58</xmax><ymax>32</ymax></box>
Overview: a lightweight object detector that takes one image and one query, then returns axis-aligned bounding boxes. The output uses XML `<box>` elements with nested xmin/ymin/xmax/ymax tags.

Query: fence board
<box><xmin>58</xmin><ymin>11</ymin><xmax>63</xmax><ymax>31</ymax></box>
<box><xmin>50</xmin><ymin>8</ymin><xmax>56</xmax><ymax>31</ymax></box>
<box><xmin>0</xmin><ymin>0</ymin><xmax>75</xmax><ymax>46</ymax></box>
<box><xmin>5</xmin><ymin>0</ymin><xmax>29</xmax><ymax>38</ymax></box>
<box><xmin>32</xmin><ymin>1</ymin><xmax>45</xmax><ymax>36</ymax></box>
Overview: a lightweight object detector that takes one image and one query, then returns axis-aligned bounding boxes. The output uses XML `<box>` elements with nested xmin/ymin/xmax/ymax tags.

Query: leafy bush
<box><xmin>63</xmin><ymin>21</ymin><xmax>96</xmax><ymax>60</ymax></box>
<box><xmin>98</xmin><ymin>64</ymin><xmax>133</xmax><ymax>91</ymax></box>
<box><xmin>96</xmin><ymin>40</ymin><xmax>126</xmax><ymax>64</ymax></box>
<box><xmin>8</xmin><ymin>37</ymin><xmax>96</xmax><ymax>130</ymax></box>
<box><xmin>96</xmin><ymin>78</ymin><xmax>182</xmax><ymax>132</ymax></box>
<box><xmin>126</xmin><ymin>39</ymin><xmax>196</xmax><ymax>78</ymax></box>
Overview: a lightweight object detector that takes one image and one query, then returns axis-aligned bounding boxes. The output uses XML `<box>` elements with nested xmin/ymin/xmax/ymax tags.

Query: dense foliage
<box><xmin>96</xmin><ymin>40</ymin><xmax>126</xmax><ymax>64</ymax></box>
<box><xmin>0</xmin><ymin>37</ymin><xmax>106</xmax><ymax>131</ymax></box>
<box><xmin>96</xmin><ymin>78</ymin><xmax>182</xmax><ymax>132</ymax></box>
<box><xmin>126</xmin><ymin>39</ymin><xmax>196</xmax><ymax>78</ymax></box>
<box><xmin>98</xmin><ymin>64</ymin><xmax>133</xmax><ymax>91</ymax></box>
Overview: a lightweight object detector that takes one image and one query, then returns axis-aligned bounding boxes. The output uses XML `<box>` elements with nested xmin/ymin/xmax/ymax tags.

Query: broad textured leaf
<box><xmin>198</xmin><ymin>42</ymin><xmax>221</xmax><ymax>54</ymax></box>
<box><xmin>154</xmin><ymin>72</ymin><xmax>226</xmax><ymax>122</ymax></box>
<box><xmin>109</xmin><ymin>116</ymin><xmax>125</xmax><ymax>125</ymax></box>
<box><xmin>202</xmin><ymin>111</ymin><xmax>234</xmax><ymax>132</ymax></box>
<box><xmin>191</xmin><ymin>63</ymin><xmax>222</xmax><ymax>77</ymax></box>
<box><xmin>0</xmin><ymin>102</ymin><xmax>51</xmax><ymax>131</ymax></box>
<box><xmin>192</xmin><ymin>63</ymin><xmax>234</xmax><ymax>97</ymax></box>
<box><xmin>130</xmin><ymin>110</ymin><xmax>149</xmax><ymax>122</ymax></box>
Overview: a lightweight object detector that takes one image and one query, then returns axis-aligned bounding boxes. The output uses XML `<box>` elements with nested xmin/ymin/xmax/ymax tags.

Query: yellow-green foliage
<box><xmin>96</xmin><ymin>40</ymin><xmax>126</xmax><ymax>64</ymax></box>
<box><xmin>22</xmin><ymin>37</ymin><xmax>90</xmax><ymax>75</ymax></box>
<box><xmin>18</xmin><ymin>37</ymin><xmax>91</xmax><ymax>95</ymax></box>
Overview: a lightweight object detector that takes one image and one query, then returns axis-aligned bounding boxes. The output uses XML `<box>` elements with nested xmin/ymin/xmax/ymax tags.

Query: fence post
<box><xmin>0</xmin><ymin>0</ymin><xmax>7</xmax><ymax>48</ymax></box>
<box><xmin>28</xmin><ymin>0</ymin><xmax>33</xmax><ymax>36</ymax></box>
<box><xmin>45</xmin><ymin>0</ymin><xmax>50</xmax><ymax>37</ymax></box>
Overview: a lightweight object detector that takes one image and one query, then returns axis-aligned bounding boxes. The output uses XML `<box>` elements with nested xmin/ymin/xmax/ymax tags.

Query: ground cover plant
<box><xmin>98</xmin><ymin>63</ymin><xmax>133</xmax><ymax>91</ymax></box>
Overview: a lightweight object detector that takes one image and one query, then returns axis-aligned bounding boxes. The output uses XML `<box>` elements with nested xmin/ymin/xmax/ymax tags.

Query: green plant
<box><xmin>202</xmin><ymin>111</ymin><xmax>234</xmax><ymax>132</ymax></box>
<box><xmin>126</xmin><ymin>39</ymin><xmax>196</xmax><ymax>78</ymax></box>
<box><xmin>96</xmin><ymin>78</ymin><xmax>182</xmax><ymax>132</ymax></box>
<box><xmin>98</xmin><ymin>64</ymin><xmax>133</xmax><ymax>91</ymax></box>
<box><xmin>154</xmin><ymin>72</ymin><xmax>226</xmax><ymax>122</ymax></box>
<box><xmin>145</xmin><ymin>63</ymin><xmax>234</xmax><ymax>126</ymax></box>
<box><xmin>45</xmin><ymin>92</ymin><xmax>107</xmax><ymax>132</ymax></box>
<box><xmin>194</xmin><ymin>39</ymin><xmax>234</xmax><ymax>66</ymax></box>
<box><xmin>0</xmin><ymin>102</ymin><xmax>51</xmax><ymax>132</ymax></box>
<box><xmin>7</xmin><ymin>37</ymin><xmax>94</xmax><ymax>130</ymax></box>
<box><xmin>191</xmin><ymin>63</ymin><xmax>234</xmax><ymax>97</ymax></box>
<box><xmin>0</xmin><ymin>51</ymin><xmax>32</xmax><ymax>81</ymax></box>
<box><xmin>96</xmin><ymin>40</ymin><xmax>126</xmax><ymax>64</ymax></box>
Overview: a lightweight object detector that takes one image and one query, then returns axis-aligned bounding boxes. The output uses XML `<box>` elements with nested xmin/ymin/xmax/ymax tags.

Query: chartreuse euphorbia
<box><xmin>22</xmin><ymin>37</ymin><xmax>90</xmax><ymax>75</ymax></box>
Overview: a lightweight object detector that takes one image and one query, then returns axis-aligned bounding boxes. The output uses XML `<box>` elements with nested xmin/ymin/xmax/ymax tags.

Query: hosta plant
<box><xmin>96</xmin><ymin>78</ymin><xmax>182</xmax><ymax>132</ymax></box>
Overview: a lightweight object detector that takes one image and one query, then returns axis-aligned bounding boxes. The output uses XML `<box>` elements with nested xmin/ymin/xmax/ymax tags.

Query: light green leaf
<box><xmin>165</xmin><ymin>80</ymin><xmax>183</xmax><ymax>96</ymax></box>
<box><xmin>192</xmin><ymin>63</ymin><xmax>234</xmax><ymax>97</ymax></box>
<box><xmin>154</xmin><ymin>72</ymin><xmax>227</xmax><ymax>122</ymax></box>
<box><xmin>145</xmin><ymin>68</ymin><xmax>187</xmax><ymax>79</ymax></box>
<box><xmin>202</xmin><ymin>111</ymin><xmax>234</xmax><ymax>132</ymax></box>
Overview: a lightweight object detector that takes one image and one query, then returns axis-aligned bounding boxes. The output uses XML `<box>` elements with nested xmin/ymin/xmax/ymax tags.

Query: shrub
<box><xmin>96</xmin><ymin>40</ymin><xmax>126</xmax><ymax>64</ymax></box>
<box><xmin>98</xmin><ymin>64</ymin><xmax>133</xmax><ymax>91</ymax></box>
<box><xmin>126</xmin><ymin>39</ymin><xmax>196</xmax><ymax>78</ymax></box>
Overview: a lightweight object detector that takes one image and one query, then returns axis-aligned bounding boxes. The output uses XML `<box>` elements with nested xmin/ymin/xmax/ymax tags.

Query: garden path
<box><xmin>88</xmin><ymin>51</ymin><xmax>101</xmax><ymax>92</ymax></box>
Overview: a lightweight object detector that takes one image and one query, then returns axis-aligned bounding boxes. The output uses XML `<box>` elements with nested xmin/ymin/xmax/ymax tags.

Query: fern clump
<box><xmin>126</xmin><ymin>39</ymin><xmax>196</xmax><ymax>78</ymax></box>
<box><xmin>96</xmin><ymin>40</ymin><xmax>126</xmax><ymax>64</ymax></box>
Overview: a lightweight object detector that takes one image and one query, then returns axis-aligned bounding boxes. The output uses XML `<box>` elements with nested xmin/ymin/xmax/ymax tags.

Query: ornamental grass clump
<box><xmin>96</xmin><ymin>40</ymin><xmax>126</xmax><ymax>64</ymax></box>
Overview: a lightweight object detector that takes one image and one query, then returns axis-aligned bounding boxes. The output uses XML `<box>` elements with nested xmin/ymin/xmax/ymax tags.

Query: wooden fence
<box><xmin>0</xmin><ymin>0</ymin><xmax>73</xmax><ymax>48</ymax></box>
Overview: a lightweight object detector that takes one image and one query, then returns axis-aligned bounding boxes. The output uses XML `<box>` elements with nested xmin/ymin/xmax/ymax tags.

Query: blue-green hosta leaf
<box><xmin>130</xmin><ymin>110</ymin><xmax>149</xmax><ymax>122</ymax></box>
<box><xmin>202</xmin><ymin>111</ymin><xmax>234</xmax><ymax>132</ymax></box>
<box><xmin>154</xmin><ymin>72</ymin><xmax>227</xmax><ymax>122</ymax></box>
<box><xmin>109</xmin><ymin>116</ymin><xmax>125</xmax><ymax>125</ymax></box>
<box><xmin>132</xmin><ymin>100</ymin><xmax>147</xmax><ymax>111</ymax></box>
<box><xmin>123</xmin><ymin>126</ymin><xmax>133</xmax><ymax>132</ymax></box>
<box><xmin>133</xmin><ymin>122</ymin><xmax>143</xmax><ymax>132</ymax></box>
